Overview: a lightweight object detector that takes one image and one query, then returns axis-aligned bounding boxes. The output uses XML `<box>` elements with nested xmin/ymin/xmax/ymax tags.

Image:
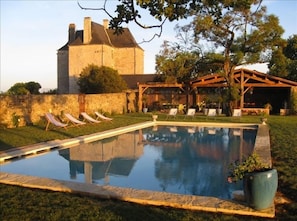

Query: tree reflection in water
<box><xmin>145</xmin><ymin>126</ymin><xmax>256</xmax><ymax>199</ymax></box>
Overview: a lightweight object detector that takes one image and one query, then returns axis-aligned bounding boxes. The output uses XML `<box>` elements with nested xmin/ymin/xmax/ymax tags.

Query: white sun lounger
<box><xmin>95</xmin><ymin>111</ymin><xmax>113</xmax><ymax>121</ymax></box>
<box><xmin>166</xmin><ymin>108</ymin><xmax>178</xmax><ymax>119</ymax></box>
<box><xmin>45</xmin><ymin>112</ymin><xmax>68</xmax><ymax>131</ymax></box>
<box><xmin>81</xmin><ymin>112</ymin><xmax>101</xmax><ymax>123</ymax></box>
<box><xmin>232</xmin><ymin>109</ymin><xmax>242</xmax><ymax>117</ymax></box>
<box><xmin>207</xmin><ymin>109</ymin><xmax>217</xmax><ymax>117</ymax></box>
<box><xmin>184</xmin><ymin>108</ymin><xmax>196</xmax><ymax>119</ymax></box>
<box><xmin>64</xmin><ymin>113</ymin><xmax>86</xmax><ymax>126</ymax></box>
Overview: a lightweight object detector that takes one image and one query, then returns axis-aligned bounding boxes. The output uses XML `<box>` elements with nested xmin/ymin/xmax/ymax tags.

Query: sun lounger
<box><xmin>166</xmin><ymin>108</ymin><xmax>178</xmax><ymax>119</ymax></box>
<box><xmin>184</xmin><ymin>108</ymin><xmax>196</xmax><ymax>119</ymax></box>
<box><xmin>81</xmin><ymin>112</ymin><xmax>101</xmax><ymax>123</ymax></box>
<box><xmin>95</xmin><ymin>111</ymin><xmax>113</xmax><ymax>121</ymax></box>
<box><xmin>64</xmin><ymin>113</ymin><xmax>86</xmax><ymax>126</ymax></box>
<box><xmin>207</xmin><ymin>108</ymin><xmax>217</xmax><ymax>119</ymax></box>
<box><xmin>45</xmin><ymin>112</ymin><xmax>68</xmax><ymax>131</ymax></box>
<box><xmin>232</xmin><ymin>109</ymin><xmax>242</xmax><ymax>117</ymax></box>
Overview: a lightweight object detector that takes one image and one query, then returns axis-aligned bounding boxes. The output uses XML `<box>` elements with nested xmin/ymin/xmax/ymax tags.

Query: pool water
<box><xmin>1</xmin><ymin>125</ymin><xmax>256</xmax><ymax>199</ymax></box>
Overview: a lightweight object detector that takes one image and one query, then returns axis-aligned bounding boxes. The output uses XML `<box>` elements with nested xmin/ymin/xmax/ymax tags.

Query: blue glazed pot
<box><xmin>243</xmin><ymin>169</ymin><xmax>278</xmax><ymax>210</ymax></box>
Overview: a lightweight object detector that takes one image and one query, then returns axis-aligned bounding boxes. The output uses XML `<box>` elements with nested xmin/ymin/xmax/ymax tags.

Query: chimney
<box><xmin>84</xmin><ymin>17</ymin><xmax>92</xmax><ymax>44</ymax></box>
<box><xmin>68</xmin><ymin>23</ymin><xmax>76</xmax><ymax>43</ymax></box>
<box><xmin>103</xmin><ymin>19</ymin><xmax>109</xmax><ymax>29</ymax></box>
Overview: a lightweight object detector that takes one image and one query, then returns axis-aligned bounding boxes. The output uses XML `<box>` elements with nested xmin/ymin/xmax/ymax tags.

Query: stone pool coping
<box><xmin>0</xmin><ymin>121</ymin><xmax>275</xmax><ymax>218</ymax></box>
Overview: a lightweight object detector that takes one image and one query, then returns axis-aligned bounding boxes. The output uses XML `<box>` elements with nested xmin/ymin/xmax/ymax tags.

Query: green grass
<box><xmin>0</xmin><ymin>114</ymin><xmax>147</xmax><ymax>151</ymax></box>
<box><xmin>1</xmin><ymin>113</ymin><xmax>297</xmax><ymax>221</ymax></box>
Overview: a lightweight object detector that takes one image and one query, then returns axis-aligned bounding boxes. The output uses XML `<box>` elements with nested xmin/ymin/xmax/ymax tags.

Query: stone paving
<box><xmin>0</xmin><ymin>171</ymin><xmax>275</xmax><ymax>218</ymax></box>
<box><xmin>0</xmin><ymin>122</ymin><xmax>275</xmax><ymax>218</ymax></box>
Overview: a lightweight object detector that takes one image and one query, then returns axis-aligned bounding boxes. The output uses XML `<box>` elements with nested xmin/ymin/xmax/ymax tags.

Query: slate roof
<box><xmin>121</xmin><ymin>74</ymin><xmax>156</xmax><ymax>89</ymax></box>
<box><xmin>106</xmin><ymin>28</ymin><xmax>139</xmax><ymax>48</ymax></box>
<box><xmin>58</xmin><ymin>21</ymin><xmax>142</xmax><ymax>51</ymax></box>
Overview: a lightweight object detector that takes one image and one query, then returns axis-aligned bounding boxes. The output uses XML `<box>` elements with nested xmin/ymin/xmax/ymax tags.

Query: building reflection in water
<box><xmin>59</xmin><ymin>131</ymin><xmax>144</xmax><ymax>184</ymax></box>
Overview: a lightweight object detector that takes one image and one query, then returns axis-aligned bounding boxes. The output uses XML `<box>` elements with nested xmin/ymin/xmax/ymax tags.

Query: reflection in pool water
<box><xmin>1</xmin><ymin>125</ymin><xmax>256</xmax><ymax>199</ymax></box>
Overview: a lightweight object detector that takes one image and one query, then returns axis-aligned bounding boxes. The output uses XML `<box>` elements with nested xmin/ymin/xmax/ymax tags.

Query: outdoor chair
<box><xmin>232</xmin><ymin>109</ymin><xmax>242</xmax><ymax>118</ymax></box>
<box><xmin>81</xmin><ymin>112</ymin><xmax>101</xmax><ymax>123</ymax></box>
<box><xmin>184</xmin><ymin>108</ymin><xmax>196</xmax><ymax>119</ymax></box>
<box><xmin>64</xmin><ymin>113</ymin><xmax>86</xmax><ymax>126</ymax></box>
<box><xmin>207</xmin><ymin>108</ymin><xmax>217</xmax><ymax>119</ymax></box>
<box><xmin>95</xmin><ymin>111</ymin><xmax>113</xmax><ymax>121</ymax></box>
<box><xmin>166</xmin><ymin>108</ymin><xmax>178</xmax><ymax>119</ymax></box>
<box><xmin>45</xmin><ymin>112</ymin><xmax>68</xmax><ymax>131</ymax></box>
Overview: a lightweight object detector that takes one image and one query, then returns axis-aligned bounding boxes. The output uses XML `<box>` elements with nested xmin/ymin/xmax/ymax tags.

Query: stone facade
<box><xmin>58</xmin><ymin>17</ymin><xmax>144</xmax><ymax>94</ymax></box>
<box><xmin>0</xmin><ymin>93</ymin><xmax>137</xmax><ymax>128</ymax></box>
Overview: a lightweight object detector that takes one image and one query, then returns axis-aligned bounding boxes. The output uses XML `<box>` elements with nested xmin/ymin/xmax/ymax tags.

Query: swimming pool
<box><xmin>1</xmin><ymin>124</ymin><xmax>256</xmax><ymax>200</ymax></box>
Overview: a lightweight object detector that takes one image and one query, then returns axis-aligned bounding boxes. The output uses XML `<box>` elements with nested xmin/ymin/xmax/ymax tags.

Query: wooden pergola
<box><xmin>138</xmin><ymin>82</ymin><xmax>184</xmax><ymax>111</ymax></box>
<box><xmin>190</xmin><ymin>68</ymin><xmax>297</xmax><ymax>108</ymax></box>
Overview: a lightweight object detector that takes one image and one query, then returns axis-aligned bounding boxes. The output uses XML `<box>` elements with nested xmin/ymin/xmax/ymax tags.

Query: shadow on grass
<box><xmin>0</xmin><ymin>140</ymin><xmax>14</xmax><ymax>152</ymax></box>
<box><xmin>0</xmin><ymin>124</ymin><xmax>74</xmax><ymax>151</ymax></box>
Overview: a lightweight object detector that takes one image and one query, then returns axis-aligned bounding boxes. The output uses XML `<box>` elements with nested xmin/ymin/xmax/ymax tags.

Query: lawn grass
<box><xmin>1</xmin><ymin>113</ymin><xmax>296</xmax><ymax>220</ymax></box>
<box><xmin>0</xmin><ymin>114</ymin><xmax>147</xmax><ymax>151</ymax></box>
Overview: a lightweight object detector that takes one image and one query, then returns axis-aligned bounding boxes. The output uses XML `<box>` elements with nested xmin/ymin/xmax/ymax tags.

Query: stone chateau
<box><xmin>57</xmin><ymin>17</ymin><xmax>144</xmax><ymax>94</ymax></box>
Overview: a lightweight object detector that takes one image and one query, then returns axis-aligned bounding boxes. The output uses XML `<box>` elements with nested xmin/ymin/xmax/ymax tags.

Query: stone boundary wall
<box><xmin>0</xmin><ymin>92</ymin><xmax>137</xmax><ymax>128</ymax></box>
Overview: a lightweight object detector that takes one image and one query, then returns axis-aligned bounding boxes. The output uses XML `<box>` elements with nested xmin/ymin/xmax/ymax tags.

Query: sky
<box><xmin>1</xmin><ymin>0</ymin><xmax>297</xmax><ymax>92</ymax></box>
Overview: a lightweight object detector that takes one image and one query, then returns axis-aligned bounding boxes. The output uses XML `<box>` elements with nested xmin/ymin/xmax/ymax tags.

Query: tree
<box><xmin>78</xmin><ymin>0</ymin><xmax>202</xmax><ymax>42</ymax></box>
<box><xmin>195</xmin><ymin>52</ymin><xmax>225</xmax><ymax>75</ymax></box>
<box><xmin>83</xmin><ymin>0</ymin><xmax>285</xmax><ymax>114</ymax></box>
<box><xmin>284</xmin><ymin>35</ymin><xmax>297</xmax><ymax>60</ymax></box>
<box><xmin>155</xmin><ymin>23</ymin><xmax>221</xmax><ymax>83</ymax></box>
<box><xmin>7</xmin><ymin>83</ymin><xmax>29</xmax><ymax>95</ymax></box>
<box><xmin>268</xmin><ymin>47</ymin><xmax>289</xmax><ymax>78</ymax></box>
<box><xmin>7</xmin><ymin>81</ymin><xmax>41</xmax><ymax>95</ymax></box>
<box><xmin>155</xmin><ymin>24</ymin><xmax>225</xmax><ymax>79</ymax></box>
<box><xmin>155</xmin><ymin>40</ymin><xmax>199</xmax><ymax>83</ymax></box>
<box><xmin>24</xmin><ymin>81</ymin><xmax>41</xmax><ymax>94</ymax></box>
<box><xmin>283</xmin><ymin>35</ymin><xmax>297</xmax><ymax>81</ymax></box>
<box><xmin>268</xmin><ymin>35</ymin><xmax>297</xmax><ymax>81</ymax></box>
<box><xmin>77</xmin><ymin>65</ymin><xmax>127</xmax><ymax>94</ymax></box>
<box><xmin>185</xmin><ymin>1</ymin><xmax>283</xmax><ymax>114</ymax></box>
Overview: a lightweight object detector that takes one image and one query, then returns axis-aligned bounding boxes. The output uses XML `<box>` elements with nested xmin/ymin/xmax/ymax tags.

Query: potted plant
<box><xmin>151</xmin><ymin>111</ymin><xmax>158</xmax><ymax>122</ymax></box>
<box><xmin>260</xmin><ymin>112</ymin><xmax>268</xmax><ymax>125</ymax></box>
<box><xmin>264</xmin><ymin>103</ymin><xmax>272</xmax><ymax>115</ymax></box>
<box><xmin>228</xmin><ymin>153</ymin><xmax>278</xmax><ymax>210</ymax></box>
<box><xmin>280</xmin><ymin>101</ymin><xmax>289</xmax><ymax>116</ymax></box>
<box><xmin>142</xmin><ymin>95</ymin><xmax>148</xmax><ymax>113</ymax></box>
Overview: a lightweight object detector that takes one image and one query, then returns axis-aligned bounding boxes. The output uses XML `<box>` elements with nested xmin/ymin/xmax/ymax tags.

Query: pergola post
<box><xmin>240</xmin><ymin>69</ymin><xmax>244</xmax><ymax>108</ymax></box>
<box><xmin>138</xmin><ymin>84</ymin><xmax>143</xmax><ymax>111</ymax></box>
